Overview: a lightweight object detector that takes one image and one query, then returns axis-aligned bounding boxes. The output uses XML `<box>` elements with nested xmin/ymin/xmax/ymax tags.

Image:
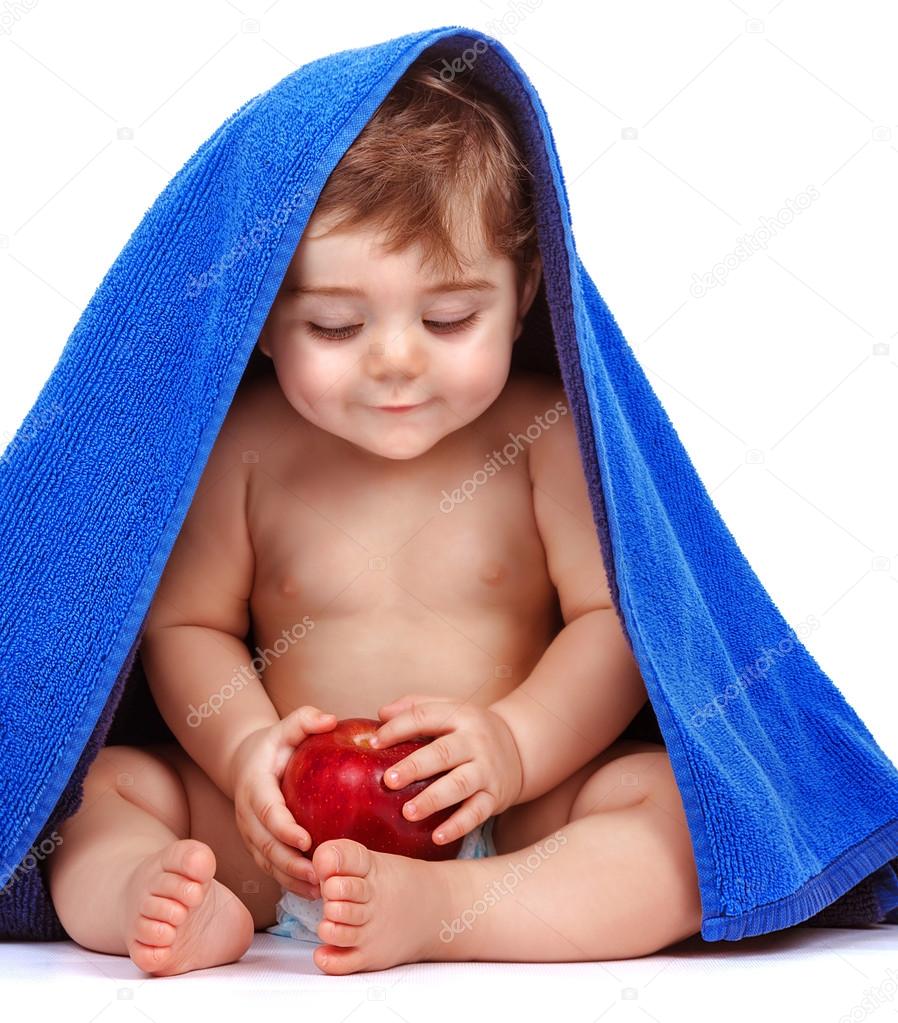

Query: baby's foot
<box><xmin>310</xmin><ymin>838</ymin><xmax>472</xmax><ymax>975</ymax></box>
<box><xmin>121</xmin><ymin>838</ymin><xmax>255</xmax><ymax>976</ymax></box>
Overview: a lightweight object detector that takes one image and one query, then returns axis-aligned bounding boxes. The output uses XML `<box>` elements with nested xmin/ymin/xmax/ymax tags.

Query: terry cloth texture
<box><xmin>1</xmin><ymin>25</ymin><xmax>896</xmax><ymax>943</ymax></box>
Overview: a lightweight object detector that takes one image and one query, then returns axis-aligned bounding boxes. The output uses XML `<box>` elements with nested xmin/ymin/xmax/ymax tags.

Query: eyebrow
<box><xmin>290</xmin><ymin>277</ymin><xmax>498</xmax><ymax>298</ymax></box>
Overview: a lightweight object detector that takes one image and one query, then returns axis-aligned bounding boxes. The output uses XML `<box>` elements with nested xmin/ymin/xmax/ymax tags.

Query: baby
<box><xmin>45</xmin><ymin>58</ymin><xmax>701</xmax><ymax>976</ymax></box>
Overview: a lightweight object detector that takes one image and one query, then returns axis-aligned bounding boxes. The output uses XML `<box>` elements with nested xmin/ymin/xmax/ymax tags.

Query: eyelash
<box><xmin>306</xmin><ymin>313</ymin><xmax>481</xmax><ymax>342</ymax></box>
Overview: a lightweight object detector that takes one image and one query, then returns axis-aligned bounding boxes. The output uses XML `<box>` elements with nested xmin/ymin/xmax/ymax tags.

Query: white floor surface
<box><xmin>1</xmin><ymin>926</ymin><xmax>896</xmax><ymax>1022</ymax></box>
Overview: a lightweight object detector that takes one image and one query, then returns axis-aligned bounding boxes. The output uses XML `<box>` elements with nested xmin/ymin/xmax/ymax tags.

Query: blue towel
<box><xmin>1</xmin><ymin>24</ymin><xmax>896</xmax><ymax>943</ymax></box>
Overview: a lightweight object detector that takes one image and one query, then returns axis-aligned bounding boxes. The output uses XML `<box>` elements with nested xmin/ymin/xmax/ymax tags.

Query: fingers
<box><xmin>244</xmin><ymin>813</ymin><xmax>319</xmax><ymax>893</ymax></box>
<box><xmin>292</xmin><ymin>880</ymin><xmax>322</xmax><ymax>900</ymax></box>
<box><xmin>277</xmin><ymin>803</ymin><xmax>313</xmax><ymax>854</ymax></box>
<box><xmin>278</xmin><ymin>705</ymin><xmax>336</xmax><ymax>747</ymax></box>
<box><xmin>377</xmin><ymin>693</ymin><xmax>456</xmax><ymax>722</ymax></box>
<box><xmin>247</xmin><ymin>802</ymin><xmax>316</xmax><ymax>877</ymax></box>
<box><xmin>251</xmin><ymin>848</ymin><xmax>321</xmax><ymax>900</ymax></box>
<box><xmin>424</xmin><ymin>789</ymin><xmax>495</xmax><ymax>847</ymax></box>
<box><xmin>372</xmin><ymin>700</ymin><xmax>459</xmax><ymax>749</ymax></box>
<box><xmin>255</xmin><ymin>769</ymin><xmax>313</xmax><ymax>852</ymax></box>
<box><xmin>381</xmin><ymin>735</ymin><xmax>465</xmax><ymax>790</ymax></box>
<box><xmin>377</xmin><ymin>693</ymin><xmax>427</xmax><ymax>720</ymax></box>
<box><xmin>243</xmin><ymin>774</ymin><xmax>319</xmax><ymax>883</ymax></box>
<box><xmin>257</xmin><ymin>850</ymin><xmax>319</xmax><ymax>898</ymax></box>
<box><xmin>237</xmin><ymin>793</ymin><xmax>321</xmax><ymax>892</ymax></box>
<box><xmin>236</xmin><ymin>800</ymin><xmax>320</xmax><ymax>895</ymax></box>
<box><xmin>393</xmin><ymin>762</ymin><xmax>477</xmax><ymax>826</ymax></box>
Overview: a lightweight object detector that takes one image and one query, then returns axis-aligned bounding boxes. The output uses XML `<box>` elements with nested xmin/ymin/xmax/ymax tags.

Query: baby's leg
<box><xmin>45</xmin><ymin>744</ymin><xmax>255</xmax><ymax>975</ymax></box>
<box><xmin>475</xmin><ymin>741</ymin><xmax>704</xmax><ymax>959</ymax></box>
<box><xmin>304</xmin><ymin>739</ymin><xmax>703</xmax><ymax>973</ymax></box>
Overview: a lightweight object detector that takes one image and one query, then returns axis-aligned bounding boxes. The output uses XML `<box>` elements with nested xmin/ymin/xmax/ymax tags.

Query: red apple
<box><xmin>281</xmin><ymin>717</ymin><xmax>464</xmax><ymax>860</ymax></box>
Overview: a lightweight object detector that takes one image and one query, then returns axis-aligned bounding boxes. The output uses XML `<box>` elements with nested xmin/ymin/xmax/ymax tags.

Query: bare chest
<box><xmin>248</xmin><ymin>430</ymin><xmax>551</xmax><ymax>624</ymax></box>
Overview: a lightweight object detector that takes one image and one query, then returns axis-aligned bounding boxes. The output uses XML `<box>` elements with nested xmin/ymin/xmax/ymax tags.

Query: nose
<box><xmin>364</xmin><ymin>324</ymin><xmax>427</xmax><ymax>382</ymax></box>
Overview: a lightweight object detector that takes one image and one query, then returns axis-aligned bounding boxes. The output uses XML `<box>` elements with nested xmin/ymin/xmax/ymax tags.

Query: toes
<box><xmin>135</xmin><ymin>914</ymin><xmax>177</xmax><ymax>947</ymax></box>
<box><xmin>161</xmin><ymin>839</ymin><xmax>216</xmax><ymax>885</ymax></box>
<box><xmin>141</xmin><ymin>895</ymin><xmax>188</xmax><ymax>928</ymax></box>
<box><xmin>314</xmin><ymin>944</ymin><xmax>365</xmax><ymax>975</ymax></box>
<box><xmin>312</xmin><ymin>839</ymin><xmax>371</xmax><ymax>883</ymax></box>
<box><xmin>321</xmin><ymin>873</ymin><xmax>370</xmax><ymax>903</ymax></box>
<box><xmin>129</xmin><ymin>938</ymin><xmax>175</xmax><ymax>972</ymax></box>
<box><xmin>316</xmin><ymin>917</ymin><xmax>361</xmax><ymax>947</ymax></box>
<box><xmin>128</xmin><ymin>937</ymin><xmax>183</xmax><ymax>973</ymax></box>
<box><xmin>323</xmin><ymin>900</ymin><xmax>370</xmax><ymax>926</ymax></box>
<box><xmin>151</xmin><ymin>870</ymin><xmax>205</xmax><ymax>908</ymax></box>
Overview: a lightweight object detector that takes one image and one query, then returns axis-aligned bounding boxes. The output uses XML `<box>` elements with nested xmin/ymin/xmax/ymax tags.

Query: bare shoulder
<box><xmin>141</xmin><ymin>369</ymin><xmax>280</xmax><ymax>635</ymax></box>
<box><xmin>184</xmin><ymin>368</ymin><xmax>296</xmax><ymax>508</ymax></box>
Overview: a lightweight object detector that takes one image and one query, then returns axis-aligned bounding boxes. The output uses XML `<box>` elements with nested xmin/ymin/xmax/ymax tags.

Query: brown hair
<box><xmin>308</xmin><ymin>54</ymin><xmax>540</xmax><ymax>288</ymax></box>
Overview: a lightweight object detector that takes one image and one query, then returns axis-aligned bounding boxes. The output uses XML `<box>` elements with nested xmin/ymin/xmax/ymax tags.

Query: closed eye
<box><xmin>306</xmin><ymin>313</ymin><xmax>480</xmax><ymax>341</ymax></box>
<box><xmin>306</xmin><ymin>323</ymin><xmax>362</xmax><ymax>341</ymax></box>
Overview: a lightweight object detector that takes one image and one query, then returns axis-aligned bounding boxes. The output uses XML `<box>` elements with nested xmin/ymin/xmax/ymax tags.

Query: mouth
<box><xmin>375</xmin><ymin>400</ymin><xmax>432</xmax><ymax>413</ymax></box>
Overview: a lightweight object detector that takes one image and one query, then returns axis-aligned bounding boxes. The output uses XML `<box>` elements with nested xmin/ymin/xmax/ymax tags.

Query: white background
<box><xmin>0</xmin><ymin>6</ymin><xmax>895</xmax><ymax>753</ymax></box>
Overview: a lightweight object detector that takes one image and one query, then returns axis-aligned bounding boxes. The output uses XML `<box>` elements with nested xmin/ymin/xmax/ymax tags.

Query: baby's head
<box><xmin>257</xmin><ymin>56</ymin><xmax>543</xmax><ymax>462</ymax></box>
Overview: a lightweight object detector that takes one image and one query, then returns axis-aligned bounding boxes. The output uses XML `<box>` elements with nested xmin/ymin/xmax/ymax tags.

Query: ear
<box><xmin>514</xmin><ymin>253</ymin><xmax>543</xmax><ymax>341</ymax></box>
<box><xmin>257</xmin><ymin>323</ymin><xmax>272</xmax><ymax>358</ymax></box>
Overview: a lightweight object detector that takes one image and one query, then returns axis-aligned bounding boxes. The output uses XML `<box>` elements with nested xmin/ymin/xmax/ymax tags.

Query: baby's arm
<box><xmin>489</xmin><ymin>388</ymin><xmax>649</xmax><ymax>805</ymax></box>
<box><xmin>140</xmin><ymin>411</ymin><xmax>279</xmax><ymax>802</ymax></box>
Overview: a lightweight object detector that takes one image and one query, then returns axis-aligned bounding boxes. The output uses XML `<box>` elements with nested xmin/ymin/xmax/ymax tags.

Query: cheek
<box><xmin>278</xmin><ymin>343</ymin><xmax>347</xmax><ymax>397</ymax></box>
<box><xmin>438</xmin><ymin>335</ymin><xmax>513</xmax><ymax>401</ymax></box>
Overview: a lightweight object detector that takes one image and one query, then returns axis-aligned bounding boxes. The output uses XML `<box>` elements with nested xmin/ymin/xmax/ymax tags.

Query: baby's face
<box><xmin>257</xmin><ymin>213</ymin><xmax>541</xmax><ymax>462</ymax></box>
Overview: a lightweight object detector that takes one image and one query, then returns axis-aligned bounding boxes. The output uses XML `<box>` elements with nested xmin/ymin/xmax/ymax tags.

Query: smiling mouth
<box><xmin>376</xmin><ymin>400</ymin><xmax>431</xmax><ymax>412</ymax></box>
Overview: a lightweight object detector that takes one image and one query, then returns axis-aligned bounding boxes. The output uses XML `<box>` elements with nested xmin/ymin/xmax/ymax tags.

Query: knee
<box><xmin>569</xmin><ymin>747</ymin><xmax>670</xmax><ymax>821</ymax></box>
<box><xmin>568</xmin><ymin>747</ymin><xmax>704</xmax><ymax>955</ymax></box>
<box><xmin>89</xmin><ymin>744</ymin><xmax>161</xmax><ymax>795</ymax></box>
<box><xmin>86</xmin><ymin>744</ymin><xmax>190</xmax><ymax>838</ymax></box>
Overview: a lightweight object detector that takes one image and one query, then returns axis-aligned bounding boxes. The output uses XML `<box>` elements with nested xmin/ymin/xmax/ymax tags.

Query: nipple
<box><xmin>278</xmin><ymin>572</ymin><xmax>300</xmax><ymax>596</ymax></box>
<box><xmin>479</xmin><ymin>560</ymin><xmax>505</xmax><ymax>585</ymax></box>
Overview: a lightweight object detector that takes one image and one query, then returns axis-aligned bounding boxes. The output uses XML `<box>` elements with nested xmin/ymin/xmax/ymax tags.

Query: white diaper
<box><xmin>266</xmin><ymin>815</ymin><xmax>498</xmax><ymax>944</ymax></box>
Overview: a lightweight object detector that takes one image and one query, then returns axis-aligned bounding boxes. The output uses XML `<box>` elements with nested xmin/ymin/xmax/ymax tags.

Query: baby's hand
<box><xmin>231</xmin><ymin>705</ymin><xmax>337</xmax><ymax>898</ymax></box>
<box><xmin>370</xmin><ymin>695</ymin><xmax>524</xmax><ymax>849</ymax></box>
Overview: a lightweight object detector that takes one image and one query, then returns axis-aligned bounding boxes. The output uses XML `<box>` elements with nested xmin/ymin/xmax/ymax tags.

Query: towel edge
<box><xmin>701</xmin><ymin>817</ymin><xmax>898</xmax><ymax>940</ymax></box>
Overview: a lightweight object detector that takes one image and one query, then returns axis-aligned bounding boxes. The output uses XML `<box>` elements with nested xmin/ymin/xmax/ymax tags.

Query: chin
<box><xmin>350</xmin><ymin>421</ymin><xmax>454</xmax><ymax>461</ymax></box>
<box><xmin>360</xmin><ymin>436</ymin><xmax>439</xmax><ymax>461</ymax></box>
<box><xmin>319</xmin><ymin>406</ymin><xmax>464</xmax><ymax>461</ymax></box>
